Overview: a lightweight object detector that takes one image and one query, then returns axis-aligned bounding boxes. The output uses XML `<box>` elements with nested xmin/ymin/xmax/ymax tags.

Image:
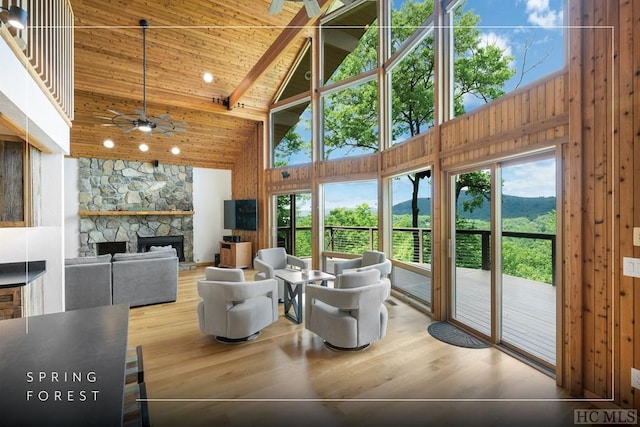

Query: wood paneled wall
<box><xmin>232</xmin><ymin>122</ymin><xmax>261</xmax><ymax>256</ymax></box>
<box><xmin>234</xmin><ymin>0</ymin><xmax>639</xmax><ymax>410</ymax></box>
<box><xmin>565</xmin><ymin>0</ymin><xmax>639</xmax><ymax>409</ymax></box>
<box><xmin>440</xmin><ymin>71</ymin><xmax>569</xmax><ymax>168</ymax></box>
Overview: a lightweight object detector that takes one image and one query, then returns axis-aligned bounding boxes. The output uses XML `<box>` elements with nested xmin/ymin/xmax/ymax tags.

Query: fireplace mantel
<box><xmin>79</xmin><ymin>210</ymin><xmax>194</xmax><ymax>216</ymax></box>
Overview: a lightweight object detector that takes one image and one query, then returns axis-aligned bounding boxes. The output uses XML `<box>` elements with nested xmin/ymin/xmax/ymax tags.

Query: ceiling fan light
<box><xmin>103</xmin><ymin>139</ymin><xmax>115</xmax><ymax>148</ymax></box>
<box><xmin>171</xmin><ymin>147</ymin><xmax>180</xmax><ymax>155</ymax></box>
<box><xmin>139</xmin><ymin>143</ymin><xmax>149</xmax><ymax>152</ymax></box>
<box><xmin>138</xmin><ymin>123</ymin><xmax>152</xmax><ymax>132</ymax></box>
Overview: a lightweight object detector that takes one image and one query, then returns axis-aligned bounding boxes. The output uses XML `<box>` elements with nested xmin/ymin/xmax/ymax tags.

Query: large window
<box><xmin>390</xmin><ymin>0</ymin><xmax>434</xmax><ymax>54</ymax></box>
<box><xmin>271</xmin><ymin>100</ymin><xmax>312</xmax><ymax>167</ymax></box>
<box><xmin>323</xmin><ymin>180</ymin><xmax>378</xmax><ymax>255</ymax></box>
<box><xmin>322</xmin><ymin>78</ymin><xmax>378</xmax><ymax>160</ymax></box>
<box><xmin>389</xmin><ymin>28</ymin><xmax>435</xmax><ymax>145</ymax></box>
<box><xmin>321</xmin><ymin>0</ymin><xmax>377</xmax><ymax>85</ymax></box>
<box><xmin>451</xmin><ymin>0</ymin><xmax>565</xmax><ymax>115</ymax></box>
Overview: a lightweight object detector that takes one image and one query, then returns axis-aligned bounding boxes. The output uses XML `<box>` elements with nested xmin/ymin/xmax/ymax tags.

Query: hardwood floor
<box><xmin>128</xmin><ymin>267</ymin><xmax>591</xmax><ymax>426</ymax></box>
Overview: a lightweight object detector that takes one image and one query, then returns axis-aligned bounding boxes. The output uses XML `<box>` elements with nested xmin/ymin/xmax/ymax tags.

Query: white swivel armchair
<box><xmin>305</xmin><ymin>269</ymin><xmax>391</xmax><ymax>351</ymax></box>
<box><xmin>253</xmin><ymin>247</ymin><xmax>309</xmax><ymax>301</ymax></box>
<box><xmin>333</xmin><ymin>250</ymin><xmax>392</xmax><ymax>278</ymax></box>
<box><xmin>197</xmin><ymin>267</ymin><xmax>278</xmax><ymax>343</ymax></box>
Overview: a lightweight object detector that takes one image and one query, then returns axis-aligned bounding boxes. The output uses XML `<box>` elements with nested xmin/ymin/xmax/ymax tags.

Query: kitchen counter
<box><xmin>0</xmin><ymin>260</ymin><xmax>46</xmax><ymax>288</ymax></box>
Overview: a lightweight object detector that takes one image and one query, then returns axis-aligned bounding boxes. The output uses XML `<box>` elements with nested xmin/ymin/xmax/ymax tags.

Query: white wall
<box><xmin>63</xmin><ymin>163</ymin><xmax>232</xmax><ymax>264</ymax></box>
<box><xmin>63</xmin><ymin>158</ymin><xmax>80</xmax><ymax>258</ymax></box>
<box><xmin>193</xmin><ymin>168</ymin><xmax>232</xmax><ymax>264</ymax></box>
<box><xmin>0</xmin><ymin>38</ymin><xmax>69</xmax><ymax>314</ymax></box>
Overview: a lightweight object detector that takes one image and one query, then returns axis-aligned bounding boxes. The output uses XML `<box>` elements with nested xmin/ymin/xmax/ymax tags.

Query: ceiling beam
<box><xmin>226</xmin><ymin>0</ymin><xmax>332</xmax><ymax>110</ymax></box>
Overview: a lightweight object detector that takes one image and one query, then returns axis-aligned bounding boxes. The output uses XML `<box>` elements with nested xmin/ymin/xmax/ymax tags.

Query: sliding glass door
<box><xmin>499</xmin><ymin>158</ymin><xmax>557</xmax><ymax>365</ymax></box>
<box><xmin>450</xmin><ymin>169</ymin><xmax>492</xmax><ymax>336</ymax></box>
<box><xmin>449</xmin><ymin>156</ymin><xmax>557</xmax><ymax>368</ymax></box>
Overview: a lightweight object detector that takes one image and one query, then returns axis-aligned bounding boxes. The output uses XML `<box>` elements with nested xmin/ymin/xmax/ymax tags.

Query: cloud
<box><xmin>502</xmin><ymin>158</ymin><xmax>556</xmax><ymax>197</ymax></box>
<box><xmin>525</xmin><ymin>0</ymin><xmax>563</xmax><ymax>28</ymax></box>
<box><xmin>479</xmin><ymin>31</ymin><xmax>513</xmax><ymax>58</ymax></box>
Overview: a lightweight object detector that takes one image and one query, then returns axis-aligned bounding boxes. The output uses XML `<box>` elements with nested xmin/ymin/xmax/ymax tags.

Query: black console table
<box><xmin>0</xmin><ymin>304</ymin><xmax>129</xmax><ymax>425</ymax></box>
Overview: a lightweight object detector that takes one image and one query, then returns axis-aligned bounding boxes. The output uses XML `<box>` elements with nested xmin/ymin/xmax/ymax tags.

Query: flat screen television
<box><xmin>224</xmin><ymin>199</ymin><xmax>257</xmax><ymax>231</ymax></box>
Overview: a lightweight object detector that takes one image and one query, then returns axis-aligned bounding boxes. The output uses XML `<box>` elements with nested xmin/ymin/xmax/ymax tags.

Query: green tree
<box><xmin>455</xmin><ymin>171</ymin><xmax>491</xmax><ymax>218</ymax></box>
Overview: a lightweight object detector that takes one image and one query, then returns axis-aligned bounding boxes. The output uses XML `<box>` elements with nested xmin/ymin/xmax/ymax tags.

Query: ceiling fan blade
<box><xmin>173</xmin><ymin>128</ymin><xmax>187</xmax><ymax>134</ymax></box>
<box><xmin>303</xmin><ymin>0</ymin><xmax>321</xmax><ymax>17</ymax></box>
<box><xmin>156</xmin><ymin>113</ymin><xmax>172</xmax><ymax>121</ymax></box>
<box><xmin>268</xmin><ymin>0</ymin><xmax>284</xmax><ymax>14</ymax></box>
<box><xmin>134</xmin><ymin>109</ymin><xmax>147</xmax><ymax>119</ymax></box>
<box><xmin>171</xmin><ymin>121</ymin><xmax>187</xmax><ymax>127</ymax></box>
<box><xmin>95</xmin><ymin>115</ymin><xmax>115</xmax><ymax>120</ymax></box>
<box><xmin>122</xmin><ymin>127</ymin><xmax>138</xmax><ymax>134</ymax></box>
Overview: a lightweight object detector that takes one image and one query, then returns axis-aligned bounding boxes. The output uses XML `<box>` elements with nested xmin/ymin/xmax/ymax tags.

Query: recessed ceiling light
<box><xmin>203</xmin><ymin>72</ymin><xmax>214</xmax><ymax>83</ymax></box>
<box><xmin>103</xmin><ymin>139</ymin><xmax>115</xmax><ymax>148</ymax></box>
<box><xmin>139</xmin><ymin>143</ymin><xmax>149</xmax><ymax>152</ymax></box>
<box><xmin>171</xmin><ymin>147</ymin><xmax>180</xmax><ymax>155</ymax></box>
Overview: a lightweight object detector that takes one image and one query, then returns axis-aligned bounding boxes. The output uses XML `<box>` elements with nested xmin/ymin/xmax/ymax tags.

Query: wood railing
<box><xmin>3</xmin><ymin>0</ymin><xmax>74</xmax><ymax>121</ymax></box>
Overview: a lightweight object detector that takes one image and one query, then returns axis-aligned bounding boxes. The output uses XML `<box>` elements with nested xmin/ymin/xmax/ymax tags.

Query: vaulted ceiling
<box><xmin>70</xmin><ymin>0</ymin><xmax>325</xmax><ymax>169</ymax></box>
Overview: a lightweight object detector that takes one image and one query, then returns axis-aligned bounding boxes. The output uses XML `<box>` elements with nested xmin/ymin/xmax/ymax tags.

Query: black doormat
<box><xmin>427</xmin><ymin>322</ymin><xmax>489</xmax><ymax>349</ymax></box>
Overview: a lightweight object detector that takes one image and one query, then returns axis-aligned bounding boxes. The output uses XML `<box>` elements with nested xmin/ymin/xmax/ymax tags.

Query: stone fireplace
<box><xmin>77</xmin><ymin>158</ymin><xmax>194</xmax><ymax>261</ymax></box>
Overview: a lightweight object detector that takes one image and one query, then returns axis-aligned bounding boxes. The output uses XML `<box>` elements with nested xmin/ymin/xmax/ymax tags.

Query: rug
<box><xmin>427</xmin><ymin>322</ymin><xmax>489</xmax><ymax>349</ymax></box>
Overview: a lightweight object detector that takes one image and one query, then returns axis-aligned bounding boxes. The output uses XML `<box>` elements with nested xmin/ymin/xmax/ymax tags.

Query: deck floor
<box><xmin>393</xmin><ymin>266</ymin><xmax>556</xmax><ymax>365</ymax></box>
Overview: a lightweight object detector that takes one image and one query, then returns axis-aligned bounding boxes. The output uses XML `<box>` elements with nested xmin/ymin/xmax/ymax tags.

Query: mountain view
<box><xmin>393</xmin><ymin>192</ymin><xmax>556</xmax><ymax>219</ymax></box>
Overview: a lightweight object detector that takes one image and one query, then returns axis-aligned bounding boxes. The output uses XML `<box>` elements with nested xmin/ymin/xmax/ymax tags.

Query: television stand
<box><xmin>219</xmin><ymin>241</ymin><xmax>252</xmax><ymax>269</ymax></box>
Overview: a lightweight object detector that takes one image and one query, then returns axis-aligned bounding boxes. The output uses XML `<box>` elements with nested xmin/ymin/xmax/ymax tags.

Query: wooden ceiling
<box><xmin>70</xmin><ymin>0</ymin><xmax>323</xmax><ymax>169</ymax></box>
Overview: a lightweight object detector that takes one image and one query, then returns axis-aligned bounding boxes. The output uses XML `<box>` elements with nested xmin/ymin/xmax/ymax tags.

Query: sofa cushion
<box><xmin>150</xmin><ymin>245</ymin><xmax>174</xmax><ymax>252</ymax></box>
<box><xmin>362</xmin><ymin>251</ymin><xmax>385</xmax><ymax>266</ymax></box>
<box><xmin>335</xmin><ymin>269</ymin><xmax>380</xmax><ymax>289</ymax></box>
<box><xmin>65</xmin><ymin>254</ymin><xmax>112</xmax><ymax>265</ymax></box>
<box><xmin>257</xmin><ymin>248</ymin><xmax>287</xmax><ymax>270</ymax></box>
<box><xmin>205</xmin><ymin>267</ymin><xmax>244</xmax><ymax>282</ymax></box>
<box><xmin>112</xmin><ymin>250</ymin><xmax>176</xmax><ymax>262</ymax></box>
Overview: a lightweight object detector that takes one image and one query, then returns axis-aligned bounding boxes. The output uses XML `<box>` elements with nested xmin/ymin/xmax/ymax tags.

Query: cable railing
<box><xmin>278</xmin><ymin>225</ymin><xmax>556</xmax><ymax>285</ymax></box>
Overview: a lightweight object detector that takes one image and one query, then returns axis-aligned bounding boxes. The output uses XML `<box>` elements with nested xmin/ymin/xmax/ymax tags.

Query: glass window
<box><xmin>391</xmin><ymin>0</ymin><xmax>434</xmax><ymax>54</ymax></box>
<box><xmin>271</xmin><ymin>101</ymin><xmax>312</xmax><ymax>167</ymax></box>
<box><xmin>323</xmin><ymin>180</ymin><xmax>378</xmax><ymax>255</ymax></box>
<box><xmin>452</xmin><ymin>0</ymin><xmax>565</xmax><ymax>115</ymax></box>
<box><xmin>322</xmin><ymin>0</ymin><xmax>378</xmax><ymax>85</ymax></box>
<box><xmin>390</xmin><ymin>29</ymin><xmax>435</xmax><ymax>145</ymax></box>
<box><xmin>274</xmin><ymin>41</ymin><xmax>312</xmax><ymax>103</ymax></box>
<box><xmin>322</xmin><ymin>78</ymin><xmax>378</xmax><ymax>159</ymax></box>
<box><xmin>391</xmin><ymin>170</ymin><xmax>432</xmax><ymax>264</ymax></box>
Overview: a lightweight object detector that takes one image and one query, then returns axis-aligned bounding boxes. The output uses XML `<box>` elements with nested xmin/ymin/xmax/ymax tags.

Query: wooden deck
<box><xmin>392</xmin><ymin>266</ymin><xmax>556</xmax><ymax>365</ymax></box>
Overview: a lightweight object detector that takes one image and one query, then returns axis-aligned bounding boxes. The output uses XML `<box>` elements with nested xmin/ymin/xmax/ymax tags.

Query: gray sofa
<box><xmin>65</xmin><ymin>254</ymin><xmax>113</xmax><ymax>311</ymax></box>
<box><xmin>112</xmin><ymin>248</ymin><xmax>179</xmax><ymax>307</ymax></box>
<box><xmin>65</xmin><ymin>247</ymin><xmax>178</xmax><ymax>310</ymax></box>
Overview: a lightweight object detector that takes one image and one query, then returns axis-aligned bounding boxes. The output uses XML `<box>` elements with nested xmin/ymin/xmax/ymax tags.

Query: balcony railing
<box><xmin>2</xmin><ymin>0</ymin><xmax>74</xmax><ymax>121</ymax></box>
<box><xmin>278</xmin><ymin>225</ymin><xmax>556</xmax><ymax>285</ymax></box>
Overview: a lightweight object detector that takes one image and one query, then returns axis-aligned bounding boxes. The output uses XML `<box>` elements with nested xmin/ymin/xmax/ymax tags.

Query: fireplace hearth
<box><xmin>96</xmin><ymin>241</ymin><xmax>127</xmax><ymax>256</ymax></box>
<box><xmin>137</xmin><ymin>235</ymin><xmax>185</xmax><ymax>262</ymax></box>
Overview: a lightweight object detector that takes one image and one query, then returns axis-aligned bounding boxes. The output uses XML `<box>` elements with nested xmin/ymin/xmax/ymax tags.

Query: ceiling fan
<box><xmin>98</xmin><ymin>19</ymin><xmax>186</xmax><ymax>137</ymax></box>
<box><xmin>268</xmin><ymin>0</ymin><xmax>322</xmax><ymax>17</ymax></box>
